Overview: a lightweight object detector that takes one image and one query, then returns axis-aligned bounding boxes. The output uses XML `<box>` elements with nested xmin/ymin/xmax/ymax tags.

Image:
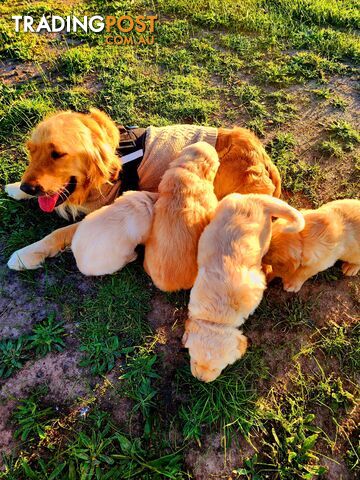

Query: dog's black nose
<box><xmin>20</xmin><ymin>183</ymin><xmax>42</xmax><ymax>196</ymax></box>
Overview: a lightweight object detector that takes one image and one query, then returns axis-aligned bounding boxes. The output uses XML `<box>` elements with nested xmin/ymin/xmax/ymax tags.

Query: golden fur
<box><xmin>214</xmin><ymin>127</ymin><xmax>281</xmax><ymax>199</ymax></box>
<box><xmin>144</xmin><ymin>142</ymin><xmax>219</xmax><ymax>291</ymax></box>
<box><xmin>20</xmin><ymin>108</ymin><xmax>121</xmax><ymax>218</ymax></box>
<box><xmin>72</xmin><ymin>191</ymin><xmax>158</xmax><ymax>276</ymax></box>
<box><xmin>263</xmin><ymin>199</ymin><xmax>360</xmax><ymax>292</ymax></box>
<box><xmin>6</xmin><ymin>110</ymin><xmax>281</xmax><ymax>270</ymax></box>
<box><xmin>183</xmin><ymin>193</ymin><xmax>305</xmax><ymax>382</ymax></box>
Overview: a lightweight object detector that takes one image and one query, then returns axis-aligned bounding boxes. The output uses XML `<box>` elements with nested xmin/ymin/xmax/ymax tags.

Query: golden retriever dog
<box><xmin>6</xmin><ymin>108</ymin><xmax>281</xmax><ymax>270</ymax></box>
<box><xmin>183</xmin><ymin>193</ymin><xmax>305</xmax><ymax>382</ymax></box>
<box><xmin>71</xmin><ymin>191</ymin><xmax>158</xmax><ymax>276</ymax></box>
<box><xmin>263</xmin><ymin>199</ymin><xmax>360</xmax><ymax>292</ymax></box>
<box><xmin>6</xmin><ymin>108</ymin><xmax>121</xmax><ymax>219</ymax></box>
<box><xmin>144</xmin><ymin>142</ymin><xmax>219</xmax><ymax>291</ymax></box>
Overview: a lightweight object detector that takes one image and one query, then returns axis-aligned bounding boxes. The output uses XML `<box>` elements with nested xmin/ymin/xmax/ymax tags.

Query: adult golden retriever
<box><xmin>5</xmin><ymin>108</ymin><xmax>281</xmax><ymax>270</ymax></box>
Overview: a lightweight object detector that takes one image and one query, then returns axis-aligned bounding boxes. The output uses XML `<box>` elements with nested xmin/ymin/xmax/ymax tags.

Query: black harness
<box><xmin>116</xmin><ymin>125</ymin><xmax>146</xmax><ymax>195</ymax></box>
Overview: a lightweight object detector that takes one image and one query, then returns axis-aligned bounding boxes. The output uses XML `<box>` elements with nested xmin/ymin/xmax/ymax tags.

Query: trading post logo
<box><xmin>12</xmin><ymin>15</ymin><xmax>158</xmax><ymax>45</ymax></box>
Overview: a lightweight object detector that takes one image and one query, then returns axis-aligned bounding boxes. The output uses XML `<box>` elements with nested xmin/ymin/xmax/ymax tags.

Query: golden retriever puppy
<box><xmin>144</xmin><ymin>142</ymin><xmax>219</xmax><ymax>291</ymax></box>
<box><xmin>72</xmin><ymin>191</ymin><xmax>158</xmax><ymax>276</ymax></box>
<box><xmin>263</xmin><ymin>199</ymin><xmax>360</xmax><ymax>292</ymax></box>
<box><xmin>7</xmin><ymin>191</ymin><xmax>158</xmax><ymax>272</ymax></box>
<box><xmin>183</xmin><ymin>193</ymin><xmax>305</xmax><ymax>382</ymax></box>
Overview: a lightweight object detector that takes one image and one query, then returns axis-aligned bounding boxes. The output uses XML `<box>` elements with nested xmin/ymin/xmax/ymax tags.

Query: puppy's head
<box><xmin>263</xmin><ymin>218</ymin><xmax>301</xmax><ymax>281</ymax></box>
<box><xmin>182</xmin><ymin>319</ymin><xmax>248</xmax><ymax>382</ymax></box>
<box><xmin>21</xmin><ymin>108</ymin><xmax>120</xmax><ymax>214</ymax></box>
<box><xmin>171</xmin><ymin>142</ymin><xmax>220</xmax><ymax>180</ymax></box>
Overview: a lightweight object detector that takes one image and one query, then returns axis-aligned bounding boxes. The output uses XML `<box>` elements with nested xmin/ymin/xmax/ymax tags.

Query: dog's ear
<box><xmin>88</xmin><ymin>108</ymin><xmax>120</xmax><ymax>151</ymax></box>
<box><xmin>237</xmin><ymin>334</ymin><xmax>248</xmax><ymax>357</ymax></box>
<box><xmin>81</xmin><ymin>109</ymin><xmax>121</xmax><ymax>189</ymax></box>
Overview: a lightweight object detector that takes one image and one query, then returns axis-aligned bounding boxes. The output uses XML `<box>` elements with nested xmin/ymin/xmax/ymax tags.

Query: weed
<box><xmin>254</xmin><ymin>295</ymin><xmax>314</xmax><ymax>330</ymax></box>
<box><xmin>330</xmin><ymin>95</ymin><xmax>348</xmax><ymax>110</ymax></box>
<box><xmin>13</xmin><ymin>389</ymin><xmax>55</xmax><ymax>442</ymax></box>
<box><xmin>327</xmin><ymin>120</ymin><xmax>360</xmax><ymax>150</ymax></box>
<box><xmin>0</xmin><ymin>97</ymin><xmax>54</xmax><ymax>141</ymax></box>
<box><xmin>8</xmin><ymin>408</ymin><xmax>186</xmax><ymax>479</ymax></box>
<box><xmin>268</xmin><ymin>133</ymin><xmax>321</xmax><ymax>197</ymax></box>
<box><xmin>312</xmin><ymin>88</ymin><xmax>332</xmax><ymax>99</ymax></box>
<box><xmin>80</xmin><ymin>335</ymin><xmax>124</xmax><ymax>375</ymax></box>
<box><xmin>320</xmin><ymin>139</ymin><xmax>344</xmax><ymax>157</ymax></box>
<box><xmin>319</xmin><ymin>322</ymin><xmax>360</xmax><ymax>373</ymax></box>
<box><xmin>0</xmin><ymin>338</ymin><xmax>29</xmax><ymax>379</ymax></box>
<box><xmin>119</xmin><ymin>347</ymin><xmax>160</xmax><ymax>435</ymax></box>
<box><xmin>28</xmin><ymin>314</ymin><xmax>65</xmax><ymax>357</ymax></box>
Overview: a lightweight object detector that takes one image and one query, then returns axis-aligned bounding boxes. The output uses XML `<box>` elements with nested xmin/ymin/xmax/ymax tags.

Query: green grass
<box><xmin>0</xmin><ymin>315</ymin><xmax>66</xmax><ymax>379</ymax></box>
<box><xmin>76</xmin><ymin>266</ymin><xmax>153</xmax><ymax>375</ymax></box>
<box><xmin>0</xmin><ymin>0</ymin><xmax>359</xmax><ymax>478</ymax></box>
<box><xmin>176</xmin><ymin>349</ymin><xmax>268</xmax><ymax>444</ymax></box>
<box><xmin>267</xmin><ymin>133</ymin><xmax>322</xmax><ymax>200</ymax></box>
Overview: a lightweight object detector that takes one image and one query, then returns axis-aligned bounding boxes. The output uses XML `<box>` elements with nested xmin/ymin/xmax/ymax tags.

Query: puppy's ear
<box><xmin>237</xmin><ymin>334</ymin><xmax>248</xmax><ymax>357</ymax></box>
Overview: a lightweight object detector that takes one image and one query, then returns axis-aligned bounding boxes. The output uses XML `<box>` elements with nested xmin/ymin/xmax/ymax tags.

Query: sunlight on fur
<box><xmin>183</xmin><ymin>193</ymin><xmax>305</xmax><ymax>382</ymax></box>
<box><xmin>72</xmin><ymin>191</ymin><xmax>158</xmax><ymax>276</ymax></box>
<box><xmin>263</xmin><ymin>199</ymin><xmax>360</xmax><ymax>292</ymax></box>
<box><xmin>144</xmin><ymin>142</ymin><xmax>220</xmax><ymax>291</ymax></box>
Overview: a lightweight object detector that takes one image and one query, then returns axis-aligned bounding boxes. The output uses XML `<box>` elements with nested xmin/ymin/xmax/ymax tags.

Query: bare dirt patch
<box><xmin>0</xmin><ymin>350</ymin><xmax>90</xmax><ymax>460</ymax></box>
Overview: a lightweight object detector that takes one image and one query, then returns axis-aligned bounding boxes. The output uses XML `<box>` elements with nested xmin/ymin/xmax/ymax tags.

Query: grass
<box><xmin>176</xmin><ymin>350</ymin><xmax>267</xmax><ymax>444</ymax></box>
<box><xmin>0</xmin><ymin>0</ymin><xmax>359</xmax><ymax>478</ymax></box>
<box><xmin>267</xmin><ymin>133</ymin><xmax>322</xmax><ymax>199</ymax></box>
<box><xmin>0</xmin><ymin>315</ymin><xmax>66</xmax><ymax>379</ymax></box>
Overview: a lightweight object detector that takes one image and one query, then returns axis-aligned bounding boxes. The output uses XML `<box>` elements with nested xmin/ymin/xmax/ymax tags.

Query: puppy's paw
<box><xmin>283</xmin><ymin>280</ymin><xmax>303</xmax><ymax>293</ymax></box>
<box><xmin>8</xmin><ymin>245</ymin><xmax>44</xmax><ymax>271</ymax></box>
<box><xmin>5</xmin><ymin>182</ymin><xmax>33</xmax><ymax>200</ymax></box>
<box><xmin>342</xmin><ymin>262</ymin><xmax>360</xmax><ymax>277</ymax></box>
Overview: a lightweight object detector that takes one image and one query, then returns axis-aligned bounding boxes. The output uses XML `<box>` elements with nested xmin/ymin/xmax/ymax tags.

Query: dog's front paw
<box><xmin>8</xmin><ymin>245</ymin><xmax>44</xmax><ymax>271</ymax></box>
<box><xmin>283</xmin><ymin>279</ymin><xmax>303</xmax><ymax>293</ymax></box>
<box><xmin>5</xmin><ymin>182</ymin><xmax>33</xmax><ymax>200</ymax></box>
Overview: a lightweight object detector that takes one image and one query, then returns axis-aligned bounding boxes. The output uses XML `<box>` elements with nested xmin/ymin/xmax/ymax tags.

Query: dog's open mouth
<box><xmin>38</xmin><ymin>177</ymin><xmax>77</xmax><ymax>213</ymax></box>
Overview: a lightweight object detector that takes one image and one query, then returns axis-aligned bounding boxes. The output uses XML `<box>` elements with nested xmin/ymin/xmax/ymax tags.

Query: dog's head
<box><xmin>182</xmin><ymin>319</ymin><xmax>248</xmax><ymax>382</ymax></box>
<box><xmin>263</xmin><ymin>218</ymin><xmax>302</xmax><ymax>281</ymax></box>
<box><xmin>160</xmin><ymin>142</ymin><xmax>220</xmax><ymax>195</ymax></box>
<box><xmin>20</xmin><ymin>108</ymin><xmax>120</xmax><ymax>215</ymax></box>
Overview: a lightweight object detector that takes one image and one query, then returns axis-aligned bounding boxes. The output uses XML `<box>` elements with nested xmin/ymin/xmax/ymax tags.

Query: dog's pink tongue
<box><xmin>38</xmin><ymin>193</ymin><xmax>60</xmax><ymax>212</ymax></box>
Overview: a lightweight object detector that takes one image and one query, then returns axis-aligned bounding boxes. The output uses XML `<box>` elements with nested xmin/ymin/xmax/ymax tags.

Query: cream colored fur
<box><xmin>183</xmin><ymin>193</ymin><xmax>305</xmax><ymax>382</ymax></box>
<box><xmin>72</xmin><ymin>191</ymin><xmax>158</xmax><ymax>276</ymax></box>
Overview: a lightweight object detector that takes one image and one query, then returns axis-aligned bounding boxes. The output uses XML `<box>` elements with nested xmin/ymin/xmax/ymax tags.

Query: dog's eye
<box><xmin>51</xmin><ymin>151</ymin><xmax>65</xmax><ymax>160</ymax></box>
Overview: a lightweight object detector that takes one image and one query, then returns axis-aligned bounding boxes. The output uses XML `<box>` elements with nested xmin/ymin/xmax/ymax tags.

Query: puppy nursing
<box><xmin>183</xmin><ymin>194</ymin><xmax>305</xmax><ymax>382</ymax></box>
<box><xmin>72</xmin><ymin>191</ymin><xmax>158</xmax><ymax>276</ymax></box>
<box><xmin>144</xmin><ymin>142</ymin><xmax>219</xmax><ymax>291</ymax></box>
<box><xmin>263</xmin><ymin>199</ymin><xmax>360</xmax><ymax>292</ymax></box>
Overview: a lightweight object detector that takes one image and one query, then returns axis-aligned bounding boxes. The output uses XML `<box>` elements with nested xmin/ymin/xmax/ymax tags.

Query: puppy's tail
<box><xmin>258</xmin><ymin>195</ymin><xmax>305</xmax><ymax>233</ymax></box>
